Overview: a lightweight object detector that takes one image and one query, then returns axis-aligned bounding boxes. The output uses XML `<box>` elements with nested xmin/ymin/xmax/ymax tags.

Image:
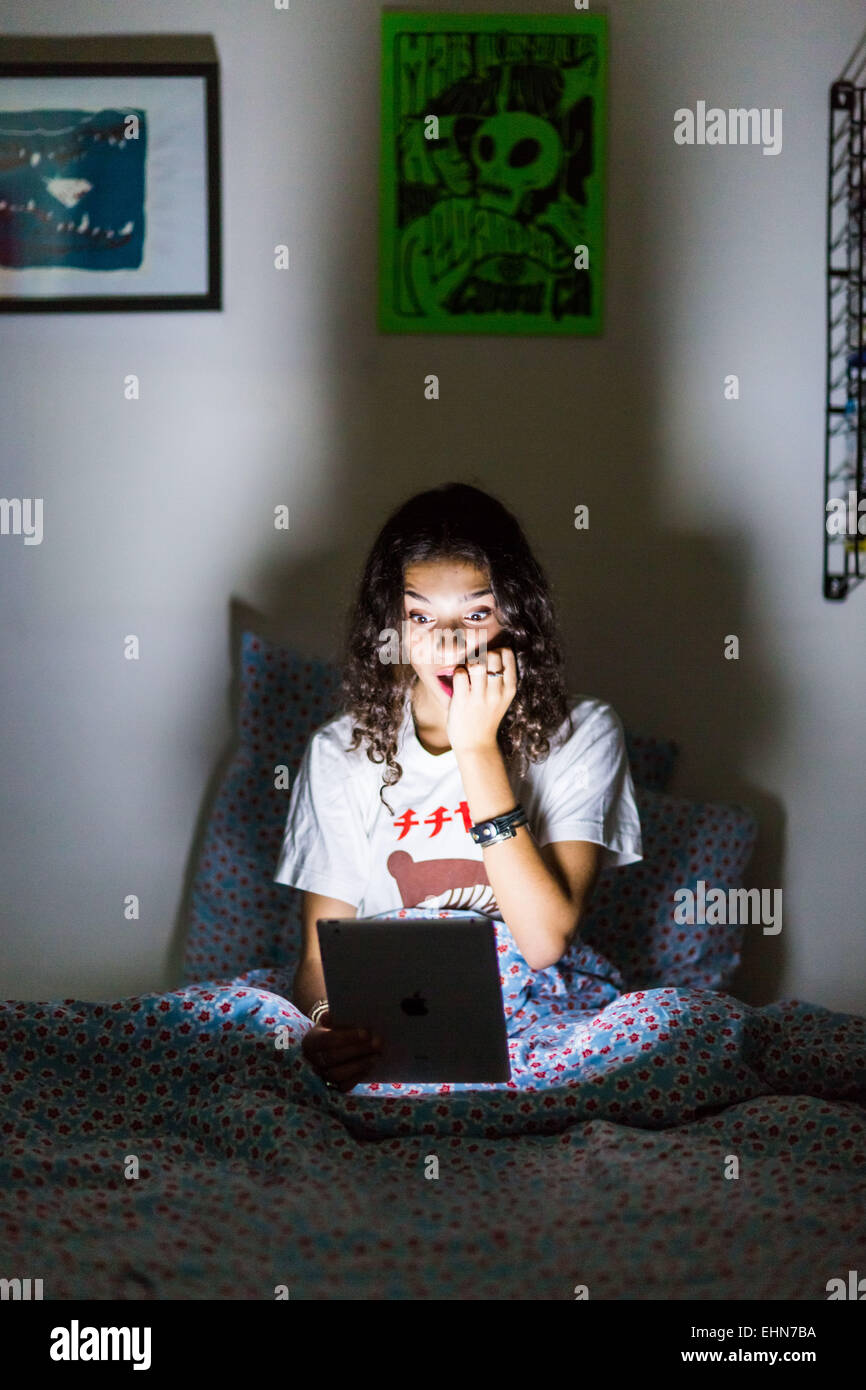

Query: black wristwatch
<box><xmin>469</xmin><ymin>804</ymin><xmax>529</xmax><ymax>845</ymax></box>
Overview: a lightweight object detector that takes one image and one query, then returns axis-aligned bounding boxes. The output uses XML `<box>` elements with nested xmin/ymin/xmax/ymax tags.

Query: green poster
<box><xmin>379</xmin><ymin>11</ymin><xmax>607</xmax><ymax>336</ymax></box>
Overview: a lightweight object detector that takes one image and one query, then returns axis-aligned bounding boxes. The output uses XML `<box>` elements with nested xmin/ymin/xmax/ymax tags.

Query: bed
<box><xmin>0</xmin><ymin>632</ymin><xmax>863</xmax><ymax>1300</ymax></box>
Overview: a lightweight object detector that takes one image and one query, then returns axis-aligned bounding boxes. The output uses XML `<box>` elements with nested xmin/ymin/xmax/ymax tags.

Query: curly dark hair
<box><xmin>337</xmin><ymin>482</ymin><xmax>574</xmax><ymax>812</ymax></box>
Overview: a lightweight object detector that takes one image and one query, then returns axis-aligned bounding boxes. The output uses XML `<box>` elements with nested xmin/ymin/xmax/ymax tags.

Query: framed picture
<box><xmin>379</xmin><ymin>10</ymin><xmax>607</xmax><ymax>336</ymax></box>
<box><xmin>0</xmin><ymin>34</ymin><xmax>221</xmax><ymax>312</ymax></box>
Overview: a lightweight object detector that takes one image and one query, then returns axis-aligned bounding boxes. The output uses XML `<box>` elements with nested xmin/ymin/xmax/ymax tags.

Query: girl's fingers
<box><xmin>324</xmin><ymin>1055</ymin><xmax>380</xmax><ymax>1087</ymax></box>
<box><xmin>465</xmin><ymin>656</ymin><xmax>491</xmax><ymax>687</ymax></box>
<box><xmin>479</xmin><ymin>649</ymin><xmax>507</xmax><ymax>683</ymax></box>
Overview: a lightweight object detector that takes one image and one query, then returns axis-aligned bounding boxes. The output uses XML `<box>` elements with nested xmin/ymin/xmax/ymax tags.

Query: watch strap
<box><xmin>469</xmin><ymin>804</ymin><xmax>529</xmax><ymax>845</ymax></box>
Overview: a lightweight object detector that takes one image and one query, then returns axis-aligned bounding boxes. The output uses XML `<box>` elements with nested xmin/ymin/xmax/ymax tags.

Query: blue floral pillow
<box><xmin>181</xmin><ymin>632</ymin><xmax>749</xmax><ymax>992</ymax></box>
<box><xmin>578</xmin><ymin>790</ymin><xmax>758</xmax><ymax>991</ymax></box>
<box><xmin>181</xmin><ymin>637</ymin><xmax>341</xmax><ymax>982</ymax></box>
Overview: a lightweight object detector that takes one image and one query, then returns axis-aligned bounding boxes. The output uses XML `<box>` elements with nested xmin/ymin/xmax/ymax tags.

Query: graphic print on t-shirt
<box><xmin>387</xmin><ymin>796</ymin><xmax>500</xmax><ymax>914</ymax></box>
<box><xmin>387</xmin><ymin>848</ymin><xmax>499</xmax><ymax>914</ymax></box>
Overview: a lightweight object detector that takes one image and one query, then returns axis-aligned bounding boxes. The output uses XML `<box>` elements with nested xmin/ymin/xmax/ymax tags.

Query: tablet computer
<box><xmin>316</xmin><ymin>915</ymin><xmax>512</xmax><ymax>1083</ymax></box>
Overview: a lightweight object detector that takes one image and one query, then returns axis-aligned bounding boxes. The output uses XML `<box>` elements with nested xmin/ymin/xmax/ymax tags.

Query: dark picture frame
<box><xmin>0</xmin><ymin>34</ymin><xmax>221</xmax><ymax>313</ymax></box>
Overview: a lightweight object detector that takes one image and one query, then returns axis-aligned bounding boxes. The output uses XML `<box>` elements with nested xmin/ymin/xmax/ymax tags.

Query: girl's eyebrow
<box><xmin>404</xmin><ymin>588</ymin><xmax>492</xmax><ymax>603</ymax></box>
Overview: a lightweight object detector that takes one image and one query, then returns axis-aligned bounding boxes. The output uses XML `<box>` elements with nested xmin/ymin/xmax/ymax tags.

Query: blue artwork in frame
<box><xmin>0</xmin><ymin>108</ymin><xmax>147</xmax><ymax>270</ymax></box>
<box><xmin>0</xmin><ymin>33</ymin><xmax>221</xmax><ymax>313</ymax></box>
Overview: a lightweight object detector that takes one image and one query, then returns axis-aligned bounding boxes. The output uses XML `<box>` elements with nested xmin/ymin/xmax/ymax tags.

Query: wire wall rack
<box><xmin>825</xmin><ymin>76</ymin><xmax>866</xmax><ymax>600</ymax></box>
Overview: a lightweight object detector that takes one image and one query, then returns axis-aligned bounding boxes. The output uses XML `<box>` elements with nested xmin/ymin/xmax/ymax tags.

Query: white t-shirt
<box><xmin>273</xmin><ymin>687</ymin><xmax>643</xmax><ymax>918</ymax></box>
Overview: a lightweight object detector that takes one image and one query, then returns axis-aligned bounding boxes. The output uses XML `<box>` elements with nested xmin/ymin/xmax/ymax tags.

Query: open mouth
<box><xmin>436</xmin><ymin>671</ymin><xmax>455</xmax><ymax>696</ymax></box>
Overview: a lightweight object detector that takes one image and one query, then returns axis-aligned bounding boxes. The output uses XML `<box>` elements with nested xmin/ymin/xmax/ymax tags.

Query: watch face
<box><xmin>476</xmin><ymin>824</ymin><xmax>504</xmax><ymax>843</ymax></box>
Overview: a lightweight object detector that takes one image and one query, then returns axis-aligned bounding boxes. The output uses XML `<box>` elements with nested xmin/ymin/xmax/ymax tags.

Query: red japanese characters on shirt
<box><xmin>386</xmin><ymin>801</ymin><xmax>499</xmax><ymax>915</ymax></box>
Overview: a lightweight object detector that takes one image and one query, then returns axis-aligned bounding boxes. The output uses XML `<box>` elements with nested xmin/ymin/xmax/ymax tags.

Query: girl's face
<box><xmin>401</xmin><ymin>558</ymin><xmax>507</xmax><ymax>708</ymax></box>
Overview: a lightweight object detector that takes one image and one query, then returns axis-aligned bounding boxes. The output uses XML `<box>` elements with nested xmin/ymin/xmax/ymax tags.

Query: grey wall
<box><xmin>1</xmin><ymin>0</ymin><xmax>864</xmax><ymax>1013</ymax></box>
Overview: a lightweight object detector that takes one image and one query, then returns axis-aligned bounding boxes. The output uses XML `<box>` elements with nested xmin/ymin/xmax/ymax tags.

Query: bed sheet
<box><xmin>1</xmin><ymin>910</ymin><xmax>863</xmax><ymax>1299</ymax></box>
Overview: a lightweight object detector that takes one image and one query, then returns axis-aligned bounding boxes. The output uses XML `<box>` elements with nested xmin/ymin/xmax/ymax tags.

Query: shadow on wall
<box><xmin>555</xmin><ymin>521</ymin><xmax>788</xmax><ymax>1008</ymax></box>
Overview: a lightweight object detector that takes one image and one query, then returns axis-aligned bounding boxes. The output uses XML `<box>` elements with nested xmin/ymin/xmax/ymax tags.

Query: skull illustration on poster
<box><xmin>381</xmin><ymin>16</ymin><xmax>606</xmax><ymax>336</ymax></box>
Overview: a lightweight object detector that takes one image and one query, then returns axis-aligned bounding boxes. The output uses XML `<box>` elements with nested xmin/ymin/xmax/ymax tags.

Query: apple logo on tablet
<box><xmin>401</xmin><ymin>990</ymin><xmax>428</xmax><ymax>1016</ymax></box>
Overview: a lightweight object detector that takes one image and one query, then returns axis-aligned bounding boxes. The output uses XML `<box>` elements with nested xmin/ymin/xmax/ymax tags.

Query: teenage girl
<box><xmin>274</xmin><ymin>482</ymin><xmax>642</xmax><ymax>1091</ymax></box>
